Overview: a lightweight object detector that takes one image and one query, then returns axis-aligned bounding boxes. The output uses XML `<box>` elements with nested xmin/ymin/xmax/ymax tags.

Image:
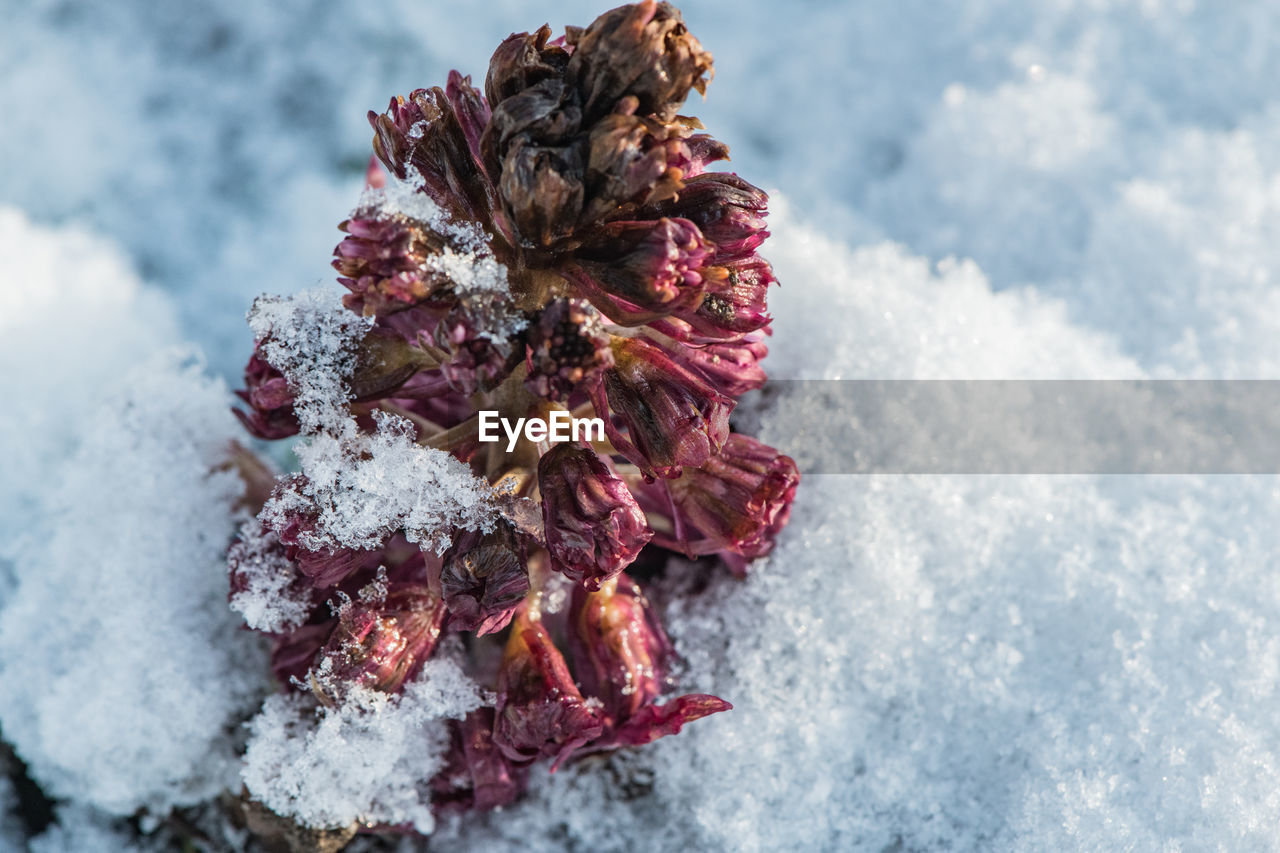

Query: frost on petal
<box><xmin>246</xmin><ymin>287</ymin><xmax>372</xmax><ymax>436</ymax></box>
<box><xmin>262</xmin><ymin>411</ymin><xmax>499</xmax><ymax>555</ymax></box>
<box><xmin>228</xmin><ymin>521</ymin><xmax>316</xmax><ymax>633</ymax></box>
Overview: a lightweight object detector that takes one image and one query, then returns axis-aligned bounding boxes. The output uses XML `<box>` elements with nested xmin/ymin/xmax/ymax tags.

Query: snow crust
<box><xmin>7</xmin><ymin>1</ymin><xmax>1280</xmax><ymax>850</ymax></box>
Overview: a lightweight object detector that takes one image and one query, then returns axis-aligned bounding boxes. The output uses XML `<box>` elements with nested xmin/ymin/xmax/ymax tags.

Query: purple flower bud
<box><xmin>579</xmin><ymin>111</ymin><xmax>684</xmax><ymax>223</ymax></box>
<box><xmin>444</xmin><ymin>70</ymin><xmax>492</xmax><ymax>182</ymax></box>
<box><xmin>538</xmin><ymin>443</ymin><xmax>652</xmax><ymax>588</ymax></box>
<box><xmin>566</xmin><ymin>1</ymin><xmax>713</xmax><ymax>122</ymax></box>
<box><xmin>233</xmin><ymin>346</ymin><xmax>299</xmax><ymax>440</ymax></box>
<box><xmin>669</xmin><ymin>335</ymin><xmax>769</xmax><ymax>397</ymax></box>
<box><xmin>494</xmin><ymin>607</ymin><xmax>603</xmax><ymax>768</ymax></box>
<box><xmin>440</xmin><ymin>522</ymin><xmax>531</xmax><ymax>635</ymax></box>
<box><xmin>655</xmin><ymin>253</ymin><xmax>775</xmax><ymax>342</ymax></box>
<box><xmin>568</xmin><ymin>218</ymin><xmax>712</xmax><ymax>322</ymax></box>
<box><xmin>588</xmin><ymin>336</ymin><xmax>732</xmax><ymax>479</ymax></box>
<box><xmin>334</xmin><ymin>214</ymin><xmax>451</xmax><ymax>317</ymax></box>
<box><xmin>668</xmin><ymin>133</ymin><xmax>730</xmax><ymax>178</ymax></box>
<box><xmin>432</xmin><ymin>708</ymin><xmax>528</xmax><ymax>811</ymax></box>
<box><xmin>434</xmin><ymin>304</ymin><xmax>517</xmax><ymax>395</ymax></box>
<box><xmin>523</xmin><ymin>298</ymin><xmax>615</xmax><ymax>401</ymax></box>
<box><xmin>484</xmin><ymin>25</ymin><xmax>571</xmax><ymax>108</ymax></box>
<box><xmin>656</xmin><ymin>433</ymin><xmax>799</xmax><ymax>563</ymax></box>
<box><xmin>271</xmin><ymin>493</ymin><xmax>385</xmax><ymax>588</ymax></box>
<box><xmin>369</xmin><ymin>86</ymin><xmax>493</xmax><ymax>223</ymax></box>
<box><xmin>310</xmin><ymin>582</ymin><xmax>447</xmax><ymax>704</ymax></box>
<box><xmin>641</xmin><ymin>173</ymin><xmax>769</xmax><ymax>262</ymax></box>
<box><xmin>568</xmin><ymin>575</ymin><xmax>671</xmax><ymax>720</ymax></box>
<box><xmin>493</xmin><ymin>134</ymin><xmax>586</xmax><ymax>249</ymax></box>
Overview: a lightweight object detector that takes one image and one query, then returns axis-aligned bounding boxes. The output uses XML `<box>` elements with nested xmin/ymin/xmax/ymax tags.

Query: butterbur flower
<box><xmin>230</xmin><ymin>2</ymin><xmax>794</xmax><ymax>835</ymax></box>
<box><xmin>494</xmin><ymin>606</ymin><xmax>603</xmax><ymax>768</ymax></box>
<box><xmin>538</xmin><ymin>442</ymin><xmax>652</xmax><ymax>588</ymax></box>
<box><xmin>568</xmin><ymin>575</ymin><xmax>671</xmax><ymax>719</ymax></box>
<box><xmin>434</xmin><ymin>304</ymin><xmax>516</xmax><ymax>395</ymax></box>
<box><xmin>569</xmin><ymin>217</ymin><xmax>713</xmax><ymax>321</ymax></box>
<box><xmin>569</xmin><ymin>575</ymin><xmax>731</xmax><ymax>746</ymax></box>
<box><xmin>273</xmin><ymin>498</ymin><xmax>383</xmax><ymax>589</ymax></box>
<box><xmin>671</xmin><ymin>335</ymin><xmax>769</xmax><ymax>398</ymax></box>
<box><xmin>334</xmin><ymin>213</ymin><xmax>451</xmax><ymax>317</ymax></box>
<box><xmin>234</xmin><ymin>346</ymin><xmax>299</xmax><ymax>440</ymax></box>
<box><xmin>577</xmin><ymin>107</ymin><xmax>686</xmax><ymax>224</ymax></box>
<box><xmin>484</xmin><ymin>25</ymin><xmax>570</xmax><ymax>107</ymax></box>
<box><xmin>565</xmin><ymin>0</ymin><xmax>713</xmax><ymax>122</ymax></box>
<box><xmin>310</xmin><ymin>583</ymin><xmax>446</xmax><ymax>704</ymax></box>
<box><xmin>370</xmin><ymin>83</ymin><xmax>493</xmax><ymax>223</ymax></box>
<box><xmin>523</xmin><ymin>298</ymin><xmax>615</xmax><ymax>401</ymax></box>
<box><xmin>440</xmin><ymin>522</ymin><xmax>531</xmax><ymax>635</ymax></box>
<box><xmin>589</xmin><ymin>335</ymin><xmax>733</xmax><ymax>478</ymax></box>
<box><xmin>641</xmin><ymin>172</ymin><xmax>770</xmax><ymax>261</ymax></box>
<box><xmin>657</xmin><ymin>433</ymin><xmax>800</xmax><ymax>562</ymax></box>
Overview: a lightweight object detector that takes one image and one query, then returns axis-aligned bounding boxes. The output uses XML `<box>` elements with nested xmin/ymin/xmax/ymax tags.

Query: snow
<box><xmin>263</xmin><ymin>409</ymin><xmax>500</xmax><ymax>554</ymax></box>
<box><xmin>0</xmin><ymin>348</ymin><xmax>270</xmax><ymax>817</ymax></box>
<box><xmin>6</xmin><ymin>1</ymin><xmax>1280</xmax><ymax>850</ymax></box>
<box><xmin>241</xmin><ymin>656</ymin><xmax>484</xmax><ymax>833</ymax></box>
<box><xmin>228</xmin><ymin>521</ymin><xmax>315</xmax><ymax>633</ymax></box>
<box><xmin>248</xmin><ymin>288</ymin><xmax>372</xmax><ymax>434</ymax></box>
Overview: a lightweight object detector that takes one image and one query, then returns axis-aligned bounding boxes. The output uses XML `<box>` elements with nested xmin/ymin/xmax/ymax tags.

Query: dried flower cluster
<box><xmin>231</xmin><ymin>0</ymin><xmax>798</xmax><ymax>827</ymax></box>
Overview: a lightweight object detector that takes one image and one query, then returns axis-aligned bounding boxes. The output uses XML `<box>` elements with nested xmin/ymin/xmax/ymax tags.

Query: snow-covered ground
<box><xmin>5</xmin><ymin>1</ymin><xmax>1280</xmax><ymax>850</ymax></box>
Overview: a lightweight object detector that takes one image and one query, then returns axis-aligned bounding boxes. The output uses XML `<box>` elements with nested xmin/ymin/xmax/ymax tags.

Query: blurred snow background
<box><xmin>4</xmin><ymin>0</ymin><xmax>1280</xmax><ymax>849</ymax></box>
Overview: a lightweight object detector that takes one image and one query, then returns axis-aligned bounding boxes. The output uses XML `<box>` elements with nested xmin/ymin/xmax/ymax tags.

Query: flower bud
<box><xmin>334</xmin><ymin>213</ymin><xmax>451</xmax><ymax>317</ymax></box>
<box><xmin>494</xmin><ymin>135</ymin><xmax>586</xmax><ymax>249</ymax></box>
<box><xmin>484</xmin><ymin>25</ymin><xmax>571</xmax><ymax>109</ymax></box>
<box><xmin>310</xmin><ymin>583</ymin><xmax>447</xmax><ymax>704</ymax></box>
<box><xmin>568</xmin><ymin>575</ymin><xmax>670</xmax><ymax>720</ymax></box>
<box><xmin>434</xmin><ymin>304</ymin><xmax>517</xmax><ymax>395</ymax></box>
<box><xmin>669</xmin><ymin>133</ymin><xmax>730</xmax><ymax>178</ymax></box>
<box><xmin>440</xmin><ymin>522</ymin><xmax>531</xmax><ymax>635</ymax></box>
<box><xmin>369</xmin><ymin>86</ymin><xmax>492</xmax><ymax>223</ymax></box>
<box><xmin>444</xmin><ymin>70</ymin><xmax>492</xmax><ymax>181</ymax></box>
<box><xmin>233</xmin><ymin>346</ymin><xmax>299</xmax><ymax>440</ymax></box>
<box><xmin>579</xmin><ymin>111</ymin><xmax>684</xmax><ymax>223</ymax></box>
<box><xmin>660</xmin><ymin>433</ymin><xmax>799</xmax><ymax>562</ymax></box>
<box><xmin>523</xmin><ymin>298</ymin><xmax>615</xmax><ymax>401</ymax></box>
<box><xmin>588</xmin><ymin>336</ymin><xmax>732</xmax><ymax>479</ymax></box>
<box><xmin>566</xmin><ymin>1</ymin><xmax>713</xmax><ymax>122</ymax></box>
<box><xmin>669</xmin><ymin>335</ymin><xmax>769</xmax><ymax>397</ymax></box>
<box><xmin>538</xmin><ymin>443</ymin><xmax>652</xmax><ymax>588</ymax></box>
<box><xmin>656</xmin><ymin>253</ymin><xmax>775</xmax><ymax>342</ymax></box>
<box><xmin>569</xmin><ymin>218</ymin><xmax>712</xmax><ymax>321</ymax></box>
<box><xmin>641</xmin><ymin>172</ymin><xmax>769</xmax><ymax>262</ymax></box>
<box><xmin>494</xmin><ymin>607</ymin><xmax>603</xmax><ymax>768</ymax></box>
<box><xmin>274</xmin><ymin>500</ymin><xmax>383</xmax><ymax>588</ymax></box>
<box><xmin>432</xmin><ymin>708</ymin><xmax>527</xmax><ymax>811</ymax></box>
